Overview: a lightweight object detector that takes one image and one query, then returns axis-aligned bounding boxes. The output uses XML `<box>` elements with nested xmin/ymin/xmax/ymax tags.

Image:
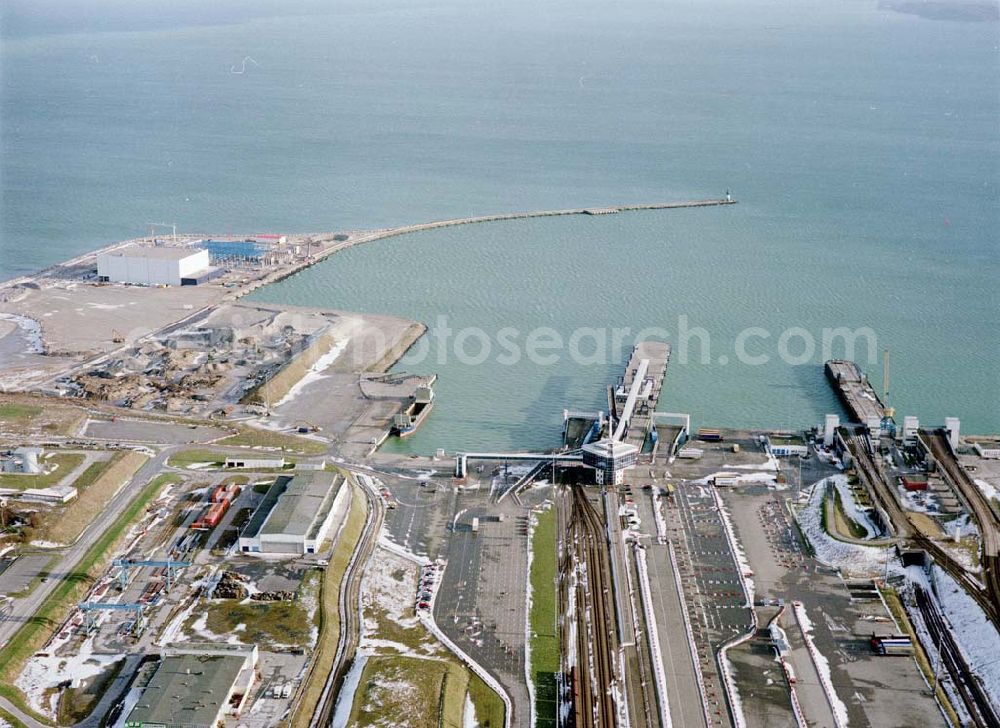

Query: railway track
<box><xmin>845</xmin><ymin>430</ymin><xmax>1000</xmax><ymax>627</ymax></box>
<box><xmin>920</xmin><ymin>429</ymin><xmax>1000</xmax><ymax>629</ymax></box>
<box><xmin>309</xmin><ymin>475</ymin><xmax>385</xmax><ymax>727</ymax></box>
<box><xmin>914</xmin><ymin>585</ymin><xmax>999</xmax><ymax>727</ymax></box>
<box><xmin>562</xmin><ymin>484</ymin><xmax>621</xmax><ymax>728</ymax></box>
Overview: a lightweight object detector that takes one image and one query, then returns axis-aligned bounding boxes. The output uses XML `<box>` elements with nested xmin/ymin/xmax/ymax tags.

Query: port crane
<box><xmin>113</xmin><ymin>558</ymin><xmax>191</xmax><ymax>592</ymax></box>
<box><xmin>78</xmin><ymin>601</ymin><xmax>146</xmax><ymax>635</ymax></box>
<box><xmin>881</xmin><ymin>348</ymin><xmax>896</xmax><ymax>437</ymax></box>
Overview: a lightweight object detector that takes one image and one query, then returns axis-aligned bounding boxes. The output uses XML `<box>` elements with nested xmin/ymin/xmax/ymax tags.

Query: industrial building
<box><xmin>124</xmin><ymin>649</ymin><xmax>256</xmax><ymax>727</ymax></box>
<box><xmin>582</xmin><ymin>439</ymin><xmax>639</xmax><ymax>485</ymax></box>
<box><xmin>764</xmin><ymin>434</ymin><xmax>809</xmax><ymax>457</ymax></box>
<box><xmin>239</xmin><ymin>472</ymin><xmax>347</xmax><ymax>555</ymax></box>
<box><xmin>0</xmin><ymin>484</ymin><xmax>76</xmax><ymax>504</ymax></box>
<box><xmin>97</xmin><ymin>246</ymin><xmax>217</xmax><ymax>286</ymax></box>
<box><xmin>0</xmin><ymin>447</ymin><xmax>43</xmax><ymax>474</ymax></box>
<box><xmin>224</xmin><ymin>456</ymin><xmax>286</xmax><ymax>470</ymax></box>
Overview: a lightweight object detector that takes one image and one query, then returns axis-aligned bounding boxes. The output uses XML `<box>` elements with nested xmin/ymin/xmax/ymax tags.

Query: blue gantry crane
<box><xmin>113</xmin><ymin>558</ymin><xmax>191</xmax><ymax>592</ymax></box>
<box><xmin>78</xmin><ymin>601</ymin><xmax>145</xmax><ymax>635</ymax></box>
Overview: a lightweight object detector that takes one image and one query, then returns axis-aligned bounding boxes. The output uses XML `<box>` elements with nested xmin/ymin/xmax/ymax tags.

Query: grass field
<box><xmin>348</xmin><ymin>655</ymin><xmax>451</xmax><ymax>728</ymax></box>
<box><xmin>441</xmin><ymin>660</ymin><xmax>470</xmax><ymax>728</ymax></box>
<box><xmin>0</xmin><ymin>403</ymin><xmax>42</xmax><ymax>423</ymax></box>
<box><xmin>0</xmin><ymin>452</ymin><xmax>84</xmax><ymax>490</ymax></box>
<box><xmin>468</xmin><ymin>672</ymin><xmax>507</xmax><ymax>728</ymax></box>
<box><xmin>349</xmin><ymin>543</ymin><xmax>507</xmax><ymax>728</ymax></box>
<box><xmin>199</xmin><ymin>599</ymin><xmax>311</xmax><ymax>648</ymax></box>
<box><xmin>0</xmin><ymin>397</ymin><xmax>86</xmax><ymax>437</ymax></box>
<box><xmin>0</xmin><ymin>470</ymin><xmax>170</xmax><ymax>723</ymax></box>
<box><xmin>185</xmin><ymin>559</ymin><xmax>323</xmax><ymax>647</ymax></box>
<box><xmin>217</xmin><ymin>429</ymin><xmax>327</xmax><ymax>455</ymax></box>
<box><xmin>529</xmin><ymin>506</ymin><xmax>559</xmax><ymax>728</ymax></box>
<box><xmin>168</xmin><ymin>447</ymin><xmax>304</xmax><ymax>469</ymax></box>
<box><xmin>829</xmin><ymin>487</ymin><xmax>869</xmax><ymax>540</ymax></box>
<box><xmin>72</xmin><ymin>460</ymin><xmax>113</xmax><ymax>491</ymax></box>
<box><xmin>166</xmin><ymin>450</ymin><xmax>228</xmax><ymax>468</ymax></box>
<box><xmin>35</xmin><ymin>451</ymin><xmax>148</xmax><ymax>546</ymax></box>
<box><xmin>289</xmin><ymin>482</ymin><xmax>368</xmax><ymax>728</ymax></box>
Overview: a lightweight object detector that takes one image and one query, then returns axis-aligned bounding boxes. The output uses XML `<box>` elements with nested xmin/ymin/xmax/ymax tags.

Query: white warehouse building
<box><xmin>97</xmin><ymin>246</ymin><xmax>211</xmax><ymax>286</ymax></box>
<box><xmin>239</xmin><ymin>472</ymin><xmax>348</xmax><ymax>555</ymax></box>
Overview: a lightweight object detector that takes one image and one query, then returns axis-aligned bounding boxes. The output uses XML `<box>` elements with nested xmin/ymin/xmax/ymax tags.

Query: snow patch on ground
<box><xmin>298</xmin><ymin>575</ymin><xmax>321</xmax><ymax>647</ymax></box>
<box><xmin>814</xmin><ymin>448</ymin><xmax>844</xmax><ymax>469</ymax></box>
<box><xmin>464</xmin><ymin>693</ymin><xmax>480</xmax><ymax>728</ymax></box>
<box><xmin>937</xmin><ymin>541</ymin><xmax>980</xmax><ymax>574</ymax></box>
<box><xmin>974</xmin><ymin>478</ymin><xmax>999</xmax><ymax>504</ymax></box>
<box><xmin>724</xmin><ymin>453</ymin><xmax>780</xmax><ymax>471</ymax></box>
<box><xmin>331</xmin><ymin>650</ymin><xmax>369</xmax><ymax>728</ymax></box>
<box><xmin>795</xmin><ymin>476</ymin><xmax>899</xmax><ymax>577</ymax></box>
<box><xmin>896</xmin><ymin>483</ymin><xmax>946</xmax><ymax>515</ymax></box>
<box><xmin>523</xmin><ymin>505</ymin><xmax>548</xmax><ymax>728</ymax></box>
<box><xmin>361</xmin><ymin>547</ymin><xmax>424</xmax><ymax>636</ymax></box>
<box><xmin>29</xmin><ymin>540</ymin><xmax>64</xmax><ymax>549</ymax></box>
<box><xmin>794</xmin><ymin>602</ymin><xmax>849</xmax><ymax>728</ymax></box>
<box><xmin>274</xmin><ymin>337</ymin><xmax>349</xmax><ymax>408</ymax></box>
<box><xmin>189</xmin><ymin>611</ymin><xmax>209</xmax><ymax>634</ymax></box>
<box><xmin>184</xmin><ymin>461</ymin><xmax>214</xmax><ymax>470</ymax></box>
<box><xmin>713</xmin><ymin>488</ymin><xmax>756</xmax><ymax>728</ymax></box>
<box><xmin>830</xmin><ymin>477</ymin><xmax>880</xmax><ymax>539</ymax></box>
<box><xmin>0</xmin><ymin>313</ymin><xmax>44</xmax><ymax>353</ymax></box>
<box><xmin>931</xmin><ymin>566</ymin><xmax>1000</xmax><ymax>710</ymax></box>
<box><xmin>901</xmin><ymin>568</ymin><xmax>972</xmax><ymax>726</ymax></box>
<box><xmin>715</xmin><ymin>494</ymin><xmax>754</xmax><ymax>605</ymax></box>
<box><xmin>16</xmin><ymin>633</ymin><xmax>123</xmax><ymax>718</ymax></box>
<box><xmin>156</xmin><ymin>596</ymin><xmax>200</xmax><ymax>646</ymax></box>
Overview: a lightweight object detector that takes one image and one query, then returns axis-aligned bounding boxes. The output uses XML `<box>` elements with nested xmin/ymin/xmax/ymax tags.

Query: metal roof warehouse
<box><xmin>125</xmin><ymin>651</ymin><xmax>255</xmax><ymax>727</ymax></box>
<box><xmin>239</xmin><ymin>471</ymin><xmax>347</xmax><ymax>555</ymax></box>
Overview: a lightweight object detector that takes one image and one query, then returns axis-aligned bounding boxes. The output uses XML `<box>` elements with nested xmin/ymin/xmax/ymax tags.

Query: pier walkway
<box><xmin>614</xmin><ymin>341</ymin><xmax>671</xmax><ymax>451</ymax></box>
<box><xmin>824</xmin><ymin>360</ymin><xmax>886</xmax><ymax>430</ymax></box>
<box><xmin>311</xmin><ymin>198</ymin><xmax>736</xmax><ymax>266</ymax></box>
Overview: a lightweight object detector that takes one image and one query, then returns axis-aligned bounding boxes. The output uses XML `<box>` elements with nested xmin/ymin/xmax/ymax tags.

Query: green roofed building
<box><xmin>238</xmin><ymin>471</ymin><xmax>347</xmax><ymax>555</ymax></box>
<box><xmin>125</xmin><ymin>651</ymin><xmax>255</xmax><ymax>727</ymax></box>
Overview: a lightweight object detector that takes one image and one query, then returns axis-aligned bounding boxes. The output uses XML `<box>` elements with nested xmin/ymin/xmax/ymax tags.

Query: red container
<box><xmin>191</xmin><ymin>500</ymin><xmax>230</xmax><ymax>529</ymax></box>
<box><xmin>901</xmin><ymin>476</ymin><xmax>928</xmax><ymax>492</ymax></box>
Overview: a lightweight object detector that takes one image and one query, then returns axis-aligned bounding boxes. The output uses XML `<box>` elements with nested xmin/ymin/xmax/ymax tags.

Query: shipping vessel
<box><xmin>392</xmin><ymin>384</ymin><xmax>434</xmax><ymax>438</ymax></box>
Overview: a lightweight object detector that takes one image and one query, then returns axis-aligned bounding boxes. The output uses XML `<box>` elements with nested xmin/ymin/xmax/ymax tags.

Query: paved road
<box><xmin>0</xmin><ymin>448</ymin><xmax>177</xmax><ymax>728</ymax></box>
<box><xmin>0</xmin><ymin>695</ymin><xmax>48</xmax><ymax>728</ymax></box>
<box><xmin>0</xmin><ymin>448</ymin><xmax>175</xmax><ymax>648</ymax></box>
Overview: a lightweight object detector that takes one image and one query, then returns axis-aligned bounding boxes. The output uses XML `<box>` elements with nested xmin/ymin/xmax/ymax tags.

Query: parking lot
<box><xmin>379</xmin><ymin>469</ymin><xmax>548</xmax><ymax>727</ymax></box>
<box><xmin>723</xmin><ymin>482</ymin><xmax>945</xmax><ymax>728</ymax></box>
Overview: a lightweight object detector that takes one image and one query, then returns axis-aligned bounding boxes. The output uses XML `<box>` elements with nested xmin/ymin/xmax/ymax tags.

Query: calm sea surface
<box><xmin>2</xmin><ymin>0</ymin><xmax>997</xmax><ymax>451</ymax></box>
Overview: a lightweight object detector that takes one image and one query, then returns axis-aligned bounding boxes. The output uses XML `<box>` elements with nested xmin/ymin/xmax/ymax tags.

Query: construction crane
<box><xmin>78</xmin><ymin>601</ymin><xmax>145</xmax><ymax>635</ymax></box>
<box><xmin>113</xmin><ymin>558</ymin><xmax>191</xmax><ymax>592</ymax></box>
<box><xmin>146</xmin><ymin>222</ymin><xmax>177</xmax><ymax>242</ymax></box>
